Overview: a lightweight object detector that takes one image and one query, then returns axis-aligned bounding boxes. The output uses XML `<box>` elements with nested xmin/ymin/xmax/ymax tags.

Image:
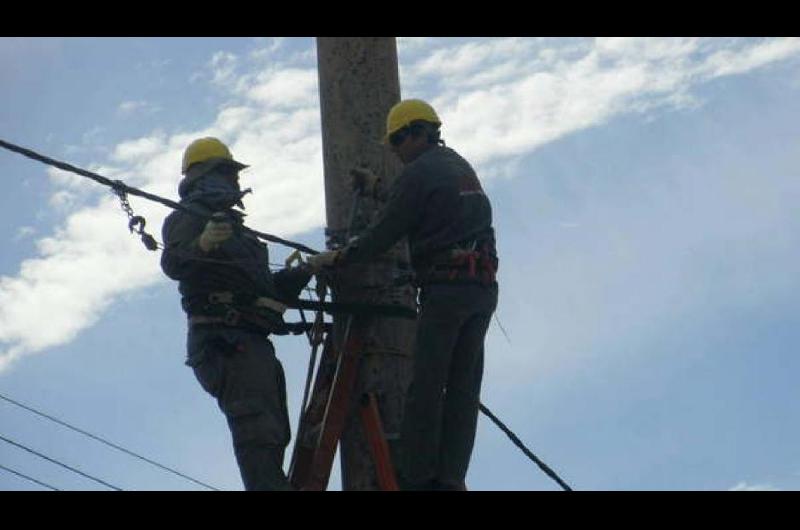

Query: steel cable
<box><xmin>479</xmin><ymin>403</ymin><xmax>573</xmax><ymax>491</ymax></box>
<box><xmin>0</xmin><ymin>393</ymin><xmax>219</xmax><ymax>490</ymax></box>
<box><xmin>0</xmin><ymin>463</ymin><xmax>60</xmax><ymax>491</ymax></box>
<box><xmin>0</xmin><ymin>433</ymin><xmax>122</xmax><ymax>491</ymax></box>
<box><xmin>0</xmin><ymin>138</ymin><xmax>319</xmax><ymax>255</ymax></box>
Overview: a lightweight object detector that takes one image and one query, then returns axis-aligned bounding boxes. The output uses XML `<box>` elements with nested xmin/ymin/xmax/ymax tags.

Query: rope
<box><xmin>0</xmin><ymin>433</ymin><xmax>122</xmax><ymax>491</ymax></box>
<box><xmin>479</xmin><ymin>403</ymin><xmax>573</xmax><ymax>491</ymax></box>
<box><xmin>494</xmin><ymin>314</ymin><xmax>512</xmax><ymax>346</ymax></box>
<box><xmin>0</xmin><ymin>392</ymin><xmax>219</xmax><ymax>491</ymax></box>
<box><xmin>0</xmin><ymin>138</ymin><xmax>319</xmax><ymax>255</ymax></box>
<box><xmin>0</xmin><ymin>463</ymin><xmax>60</xmax><ymax>491</ymax></box>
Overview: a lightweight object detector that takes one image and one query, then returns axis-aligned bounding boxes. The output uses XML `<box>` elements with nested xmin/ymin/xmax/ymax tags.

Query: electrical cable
<box><xmin>0</xmin><ymin>463</ymin><xmax>60</xmax><ymax>491</ymax></box>
<box><xmin>0</xmin><ymin>392</ymin><xmax>219</xmax><ymax>491</ymax></box>
<box><xmin>0</xmin><ymin>433</ymin><xmax>122</xmax><ymax>491</ymax></box>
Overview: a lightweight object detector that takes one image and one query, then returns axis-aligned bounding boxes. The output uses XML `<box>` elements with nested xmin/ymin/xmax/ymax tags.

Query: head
<box><xmin>181</xmin><ymin>137</ymin><xmax>248</xmax><ymax>188</ymax></box>
<box><xmin>385</xmin><ymin>99</ymin><xmax>442</xmax><ymax>164</ymax></box>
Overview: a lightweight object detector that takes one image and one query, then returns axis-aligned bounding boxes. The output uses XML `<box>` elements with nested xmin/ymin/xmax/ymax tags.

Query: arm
<box><xmin>342</xmin><ymin>171</ymin><xmax>421</xmax><ymax>263</ymax></box>
<box><xmin>160</xmin><ymin>211</ymin><xmax>213</xmax><ymax>281</ymax></box>
<box><xmin>272</xmin><ymin>267</ymin><xmax>313</xmax><ymax>302</ymax></box>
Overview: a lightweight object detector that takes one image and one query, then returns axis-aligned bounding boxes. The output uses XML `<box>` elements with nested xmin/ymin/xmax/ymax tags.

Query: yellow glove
<box><xmin>350</xmin><ymin>167</ymin><xmax>380</xmax><ymax>197</ymax></box>
<box><xmin>306</xmin><ymin>250</ymin><xmax>341</xmax><ymax>272</ymax></box>
<box><xmin>198</xmin><ymin>215</ymin><xmax>233</xmax><ymax>252</ymax></box>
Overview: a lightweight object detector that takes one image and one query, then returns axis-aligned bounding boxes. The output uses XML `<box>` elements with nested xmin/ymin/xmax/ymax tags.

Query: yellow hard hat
<box><xmin>385</xmin><ymin>99</ymin><xmax>441</xmax><ymax>142</ymax></box>
<box><xmin>181</xmin><ymin>137</ymin><xmax>248</xmax><ymax>174</ymax></box>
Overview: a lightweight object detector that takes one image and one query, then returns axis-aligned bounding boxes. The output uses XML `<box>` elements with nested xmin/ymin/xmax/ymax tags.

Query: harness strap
<box><xmin>208</xmin><ymin>291</ymin><xmax>288</xmax><ymax>314</ymax></box>
<box><xmin>422</xmin><ymin>240</ymin><xmax>498</xmax><ymax>287</ymax></box>
<box><xmin>189</xmin><ymin>314</ymin><xmax>331</xmax><ymax>336</ymax></box>
<box><xmin>195</xmin><ymin>290</ymin><xmax>417</xmax><ymax>322</ymax></box>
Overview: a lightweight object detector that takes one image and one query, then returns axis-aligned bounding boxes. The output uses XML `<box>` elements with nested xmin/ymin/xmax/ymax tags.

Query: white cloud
<box><xmin>111</xmin><ymin>133</ymin><xmax>167</xmax><ymax>163</ymax></box>
<box><xmin>81</xmin><ymin>126</ymin><xmax>106</xmax><ymax>145</ymax></box>
<box><xmin>249</xmin><ymin>37</ymin><xmax>286</xmax><ymax>61</ymax></box>
<box><xmin>408</xmin><ymin>37</ymin><xmax>533</xmax><ymax>81</ymax></box>
<box><xmin>238</xmin><ymin>68</ymin><xmax>318</xmax><ymax>108</ymax></box>
<box><xmin>48</xmin><ymin>190</ymin><xmax>77</xmax><ymax>209</ymax></box>
<box><xmin>47</xmin><ymin>167</ymin><xmax>94</xmax><ymax>191</ymax></box>
<box><xmin>729</xmin><ymin>481</ymin><xmax>780</xmax><ymax>491</ymax></box>
<box><xmin>117</xmin><ymin>100</ymin><xmax>159</xmax><ymax>116</ymax></box>
<box><xmin>118</xmin><ymin>100</ymin><xmax>144</xmax><ymax>114</ymax></box>
<box><xmin>0</xmin><ymin>199</ymin><xmax>157</xmax><ymax>365</ymax></box>
<box><xmin>402</xmin><ymin>37</ymin><xmax>800</xmax><ymax>168</ymax></box>
<box><xmin>699</xmin><ymin>37</ymin><xmax>800</xmax><ymax>78</ymax></box>
<box><xmin>397</xmin><ymin>37</ymin><xmax>434</xmax><ymax>50</ymax></box>
<box><xmin>14</xmin><ymin>226</ymin><xmax>36</xmax><ymax>240</ymax></box>
<box><xmin>209</xmin><ymin>51</ymin><xmax>238</xmax><ymax>86</ymax></box>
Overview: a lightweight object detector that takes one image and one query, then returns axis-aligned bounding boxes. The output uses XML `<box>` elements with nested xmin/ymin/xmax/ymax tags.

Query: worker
<box><xmin>308</xmin><ymin>99</ymin><xmax>499</xmax><ymax>490</ymax></box>
<box><xmin>160</xmin><ymin>137</ymin><xmax>311</xmax><ymax>491</ymax></box>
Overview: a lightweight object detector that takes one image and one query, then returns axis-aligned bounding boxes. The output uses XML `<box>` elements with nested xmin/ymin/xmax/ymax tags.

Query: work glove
<box><xmin>306</xmin><ymin>250</ymin><xmax>341</xmax><ymax>272</ymax></box>
<box><xmin>350</xmin><ymin>167</ymin><xmax>380</xmax><ymax>197</ymax></box>
<box><xmin>198</xmin><ymin>214</ymin><xmax>233</xmax><ymax>252</ymax></box>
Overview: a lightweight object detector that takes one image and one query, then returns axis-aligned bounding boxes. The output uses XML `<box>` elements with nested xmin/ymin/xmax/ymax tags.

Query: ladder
<box><xmin>287</xmin><ymin>311</ymin><xmax>399</xmax><ymax>491</ymax></box>
<box><xmin>288</xmin><ymin>190</ymin><xmax>401</xmax><ymax>491</ymax></box>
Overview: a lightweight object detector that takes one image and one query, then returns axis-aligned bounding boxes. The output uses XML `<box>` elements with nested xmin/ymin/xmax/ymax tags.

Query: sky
<box><xmin>1</xmin><ymin>36</ymin><xmax>799</xmax><ymax>491</ymax></box>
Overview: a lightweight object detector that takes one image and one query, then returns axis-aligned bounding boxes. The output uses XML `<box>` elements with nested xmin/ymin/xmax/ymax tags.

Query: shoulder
<box><xmin>399</xmin><ymin>146</ymin><xmax>442</xmax><ymax>180</ymax></box>
<box><xmin>162</xmin><ymin>206</ymin><xmax>206</xmax><ymax>240</ymax></box>
<box><xmin>419</xmin><ymin>146</ymin><xmax>473</xmax><ymax>173</ymax></box>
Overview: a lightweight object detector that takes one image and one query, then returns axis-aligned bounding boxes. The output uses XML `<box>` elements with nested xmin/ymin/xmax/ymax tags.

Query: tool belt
<box><xmin>419</xmin><ymin>241</ymin><xmax>498</xmax><ymax>287</ymax></box>
<box><xmin>187</xmin><ymin>289</ymin><xmax>418</xmax><ymax>333</ymax></box>
<box><xmin>188</xmin><ymin>291</ymin><xmax>288</xmax><ymax>335</ymax></box>
<box><xmin>188</xmin><ymin>314</ymin><xmax>324</xmax><ymax>336</ymax></box>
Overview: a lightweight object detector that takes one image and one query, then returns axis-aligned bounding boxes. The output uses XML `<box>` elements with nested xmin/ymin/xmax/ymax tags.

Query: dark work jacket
<box><xmin>344</xmin><ymin>145</ymin><xmax>497</xmax><ymax>274</ymax></box>
<box><xmin>160</xmin><ymin>172</ymin><xmax>310</xmax><ymax>330</ymax></box>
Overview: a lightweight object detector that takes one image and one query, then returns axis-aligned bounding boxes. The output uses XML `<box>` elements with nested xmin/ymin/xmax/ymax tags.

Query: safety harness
<box><xmin>187</xmin><ymin>290</ymin><xmax>417</xmax><ymax>336</ymax></box>
<box><xmin>420</xmin><ymin>240</ymin><xmax>498</xmax><ymax>287</ymax></box>
<box><xmin>188</xmin><ymin>291</ymin><xmax>293</xmax><ymax>334</ymax></box>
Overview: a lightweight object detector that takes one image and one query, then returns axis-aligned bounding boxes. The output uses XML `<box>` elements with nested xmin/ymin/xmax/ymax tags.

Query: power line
<box><xmin>486</xmin><ymin>315</ymin><xmax>574</xmax><ymax>489</ymax></box>
<box><xmin>0</xmin><ymin>463</ymin><xmax>60</xmax><ymax>491</ymax></box>
<box><xmin>0</xmin><ymin>392</ymin><xmax>220</xmax><ymax>491</ymax></box>
<box><xmin>0</xmin><ymin>138</ymin><xmax>320</xmax><ymax>255</ymax></box>
<box><xmin>0</xmin><ymin>433</ymin><xmax>122</xmax><ymax>490</ymax></box>
<box><xmin>479</xmin><ymin>403</ymin><xmax>573</xmax><ymax>491</ymax></box>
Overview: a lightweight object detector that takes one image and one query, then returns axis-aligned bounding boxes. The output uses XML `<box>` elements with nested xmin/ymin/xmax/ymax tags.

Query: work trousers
<box><xmin>399</xmin><ymin>282</ymin><xmax>498</xmax><ymax>490</ymax></box>
<box><xmin>186</xmin><ymin>326</ymin><xmax>292</xmax><ymax>491</ymax></box>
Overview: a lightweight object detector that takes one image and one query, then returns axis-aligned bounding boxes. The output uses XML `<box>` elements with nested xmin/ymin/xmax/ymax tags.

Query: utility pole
<box><xmin>316</xmin><ymin>37</ymin><xmax>416</xmax><ymax>490</ymax></box>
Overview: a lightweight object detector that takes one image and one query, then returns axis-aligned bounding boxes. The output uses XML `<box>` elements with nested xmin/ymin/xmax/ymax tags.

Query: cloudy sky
<box><xmin>1</xmin><ymin>37</ymin><xmax>799</xmax><ymax>491</ymax></box>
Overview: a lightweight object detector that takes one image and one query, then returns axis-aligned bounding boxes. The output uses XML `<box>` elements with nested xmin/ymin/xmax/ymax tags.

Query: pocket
<box><xmin>186</xmin><ymin>336</ymin><xmax>232</xmax><ymax>398</ymax></box>
<box><xmin>217</xmin><ymin>343</ymin><xmax>291</xmax><ymax>447</ymax></box>
<box><xmin>188</xmin><ymin>352</ymin><xmax>221</xmax><ymax>397</ymax></box>
<box><xmin>223</xmin><ymin>399</ymin><xmax>290</xmax><ymax>447</ymax></box>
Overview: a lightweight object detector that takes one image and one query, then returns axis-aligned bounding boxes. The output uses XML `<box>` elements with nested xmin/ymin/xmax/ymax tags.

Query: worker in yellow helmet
<box><xmin>161</xmin><ymin>137</ymin><xmax>312</xmax><ymax>490</ymax></box>
<box><xmin>309</xmin><ymin>99</ymin><xmax>499</xmax><ymax>490</ymax></box>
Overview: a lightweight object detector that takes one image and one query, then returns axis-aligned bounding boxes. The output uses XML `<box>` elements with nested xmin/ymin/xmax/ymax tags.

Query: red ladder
<box><xmin>288</xmin><ymin>316</ymin><xmax>399</xmax><ymax>491</ymax></box>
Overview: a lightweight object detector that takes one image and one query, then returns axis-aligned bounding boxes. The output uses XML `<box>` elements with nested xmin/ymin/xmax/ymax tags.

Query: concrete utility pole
<box><xmin>316</xmin><ymin>37</ymin><xmax>416</xmax><ymax>490</ymax></box>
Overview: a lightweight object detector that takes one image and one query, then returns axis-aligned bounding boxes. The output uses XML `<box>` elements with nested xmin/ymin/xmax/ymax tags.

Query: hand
<box><xmin>350</xmin><ymin>167</ymin><xmax>380</xmax><ymax>197</ymax></box>
<box><xmin>306</xmin><ymin>250</ymin><xmax>341</xmax><ymax>272</ymax></box>
<box><xmin>198</xmin><ymin>215</ymin><xmax>233</xmax><ymax>252</ymax></box>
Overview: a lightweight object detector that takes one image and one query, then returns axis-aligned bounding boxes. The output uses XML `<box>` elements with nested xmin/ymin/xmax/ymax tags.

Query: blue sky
<box><xmin>1</xmin><ymin>37</ymin><xmax>799</xmax><ymax>491</ymax></box>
